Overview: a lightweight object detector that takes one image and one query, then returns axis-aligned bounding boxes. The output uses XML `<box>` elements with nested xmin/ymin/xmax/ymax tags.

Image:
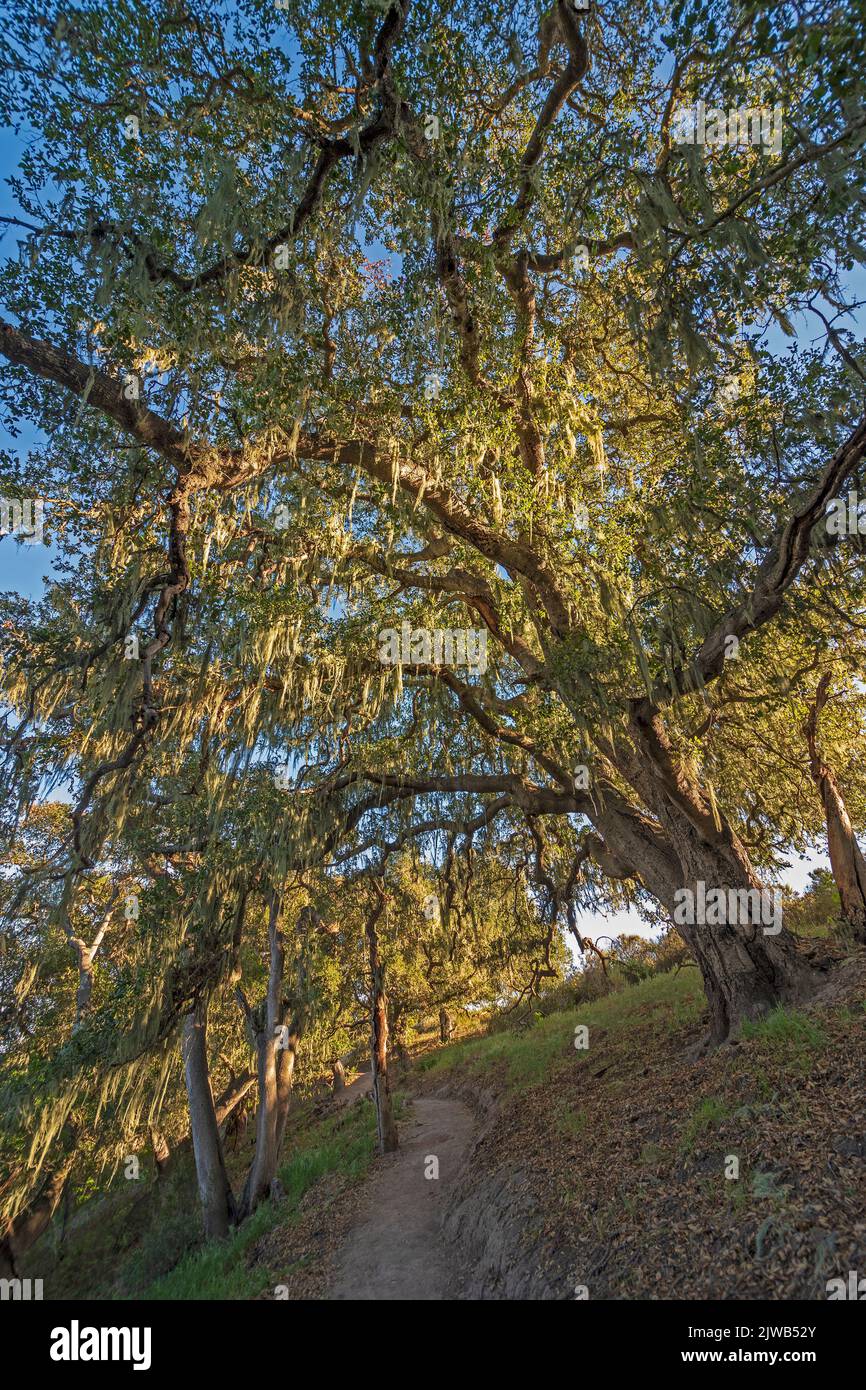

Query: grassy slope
<box><xmin>24</xmin><ymin>953</ymin><xmax>866</xmax><ymax>1299</ymax></box>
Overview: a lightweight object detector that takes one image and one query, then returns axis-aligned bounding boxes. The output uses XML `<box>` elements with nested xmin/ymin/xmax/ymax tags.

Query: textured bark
<box><xmin>214</xmin><ymin>1071</ymin><xmax>257</xmax><ymax>1128</ymax></box>
<box><xmin>237</xmin><ymin>894</ymin><xmax>285</xmax><ymax>1218</ymax></box>
<box><xmin>366</xmin><ymin>890</ymin><xmax>398</xmax><ymax>1154</ymax></box>
<box><xmin>439</xmin><ymin>1007</ymin><xmax>454</xmax><ymax>1044</ymax></box>
<box><xmin>615</xmin><ymin>706</ymin><xmax>813</xmax><ymax>1041</ymax></box>
<box><xmin>577</xmin><ymin>711</ymin><xmax>813</xmax><ymax>1042</ymax></box>
<box><xmin>149</xmin><ymin>1125</ymin><xmax>170</xmax><ymax>1176</ymax></box>
<box><xmin>591</xmin><ymin>788</ymin><xmax>683</xmax><ymax>912</ymax></box>
<box><xmin>820</xmin><ymin>771</ymin><xmax>866</xmax><ymax>940</ymax></box>
<box><xmin>181</xmin><ymin>999</ymin><xmax>236</xmax><ymax>1240</ymax></box>
<box><xmin>332</xmin><ymin>1060</ymin><xmax>346</xmax><ymax>1092</ymax></box>
<box><xmin>660</xmin><ymin>808</ymin><xmax>808</xmax><ymax>1042</ymax></box>
<box><xmin>238</xmin><ymin>897</ymin><xmax>319</xmax><ymax>1217</ymax></box>
<box><xmin>0</xmin><ymin>1154</ymin><xmax>75</xmax><ymax>1277</ymax></box>
<box><xmin>805</xmin><ymin>675</ymin><xmax>866</xmax><ymax>941</ymax></box>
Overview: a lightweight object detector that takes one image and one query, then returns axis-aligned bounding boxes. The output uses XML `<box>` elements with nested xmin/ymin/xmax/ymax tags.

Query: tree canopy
<box><xmin>2</xmin><ymin>0</ymin><xmax>866</xmax><ymax>1255</ymax></box>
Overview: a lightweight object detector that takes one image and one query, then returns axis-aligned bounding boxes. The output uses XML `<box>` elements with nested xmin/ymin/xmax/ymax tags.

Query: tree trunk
<box><xmin>62</xmin><ymin>886</ymin><xmax>117</xmax><ymax>1030</ymax></box>
<box><xmin>149</xmin><ymin>1125</ymin><xmax>170</xmax><ymax>1177</ymax></box>
<box><xmin>274</xmin><ymin>1017</ymin><xmax>300</xmax><ymax>1155</ymax></box>
<box><xmin>818</xmin><ymin>769</ymin><xmax>866</xmax><ymax>940</ymax></box>
<box><xmin>332</xmin><ymin>1060</ymin><xmax>346</xmax><ymax>1093</ymax></box>
<box><xmin>241</xmin><ymin>1022</ymin><xmax>279</xmax><ymax>1217</ymax></box>
<box><xmin>214</xmin><ymin>1071</ymin><xmax>257</xmax><ymax>1128</ymax></box>
<box><xmin>662</xmin><ymin>811</ymin><xmax>809</xmax><ymax>1042</ymax></box>
<box><xmin>618</xmin><ymin>705</ymin><xmax>813</xmax><ymax>1041</ymax></box>
<box><xmin>438</xmin><ymin>1006</ymin><xmax>454</xmax><ymax>1044</ymax></box>
<box><xmin>237</xmin><ymin>896</ymin><xmax>316</xmax><ymax>1217</ymax></box>
<box><xmin>366</xmin><ymin>889</ymin><xmax>398</xmax><ymax>1154</ymax></box>
<box><xmin>805</xmin><ymin>675</ymin><xmax>866</xmax><ymax>941</ymax></box>
<box><xmin>273</xmin><ymin>905</ymin><xmax>321</xmax><ymax>1154</ymax></box>
<box><xmin>237</xmin><ymin>893</ymin><xmax>285</xmax><ymax>1218</ymax></box>
<box><xmin>580</xmin><ymin>708</ymin><xmax>815</xmax><ymax>1043</ymax></box>
<box><xmin>72</xmin><ymin>941</ymin><xmax>94</xmax><ymax>1022</ymax></box>
<box><xmin>181</xmin><ymin>999</ymin><xmax>236</xmax><ymax>1240</ymax></box>
<box><xmin>0</xmin><ymin>1155</ymin><xmax>75</xmax><ymax>1278</ymax></box>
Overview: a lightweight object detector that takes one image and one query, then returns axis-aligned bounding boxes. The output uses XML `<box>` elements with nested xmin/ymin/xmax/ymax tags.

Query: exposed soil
<box><xmin>428</xmin><ymin>954</ymin><xmax>866</xmax><ymax>1300</ymax></box>
<box><xmin>328</xmin><ymin>1095</ymin><xmax>475</xmax><ymax>1300</ymax></box>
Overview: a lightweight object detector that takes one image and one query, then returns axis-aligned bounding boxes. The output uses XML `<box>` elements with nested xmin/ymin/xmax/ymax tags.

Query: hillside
<box><xmin>22</xmin><ymin>943</ymin><xmax>866</xmax><ymax>1302</ymax></box>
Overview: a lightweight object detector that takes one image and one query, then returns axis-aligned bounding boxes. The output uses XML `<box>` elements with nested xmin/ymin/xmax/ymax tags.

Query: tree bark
<box><xmin>366</xmin><ymin>888</ymin><xmax>398</xmax><ymax>1153</ymax></box>
<box><xmin>332</xmin><ymin>1060</ymin><xmax>346</xmax><ymax>1092</ymax></box>
<box><xmin>0</xmin><ymin>1154</ymin><xmax>75</xmax><ymax>1278</ymax></box>
<box><xmin>577</xmin><ymin>710</ymin><xmax>814</xmax><ymax>1042</ymax></box>
<box><xmin>615</xmin><ymin>705</ymin><xmax>813</xmax><ymax>1041</ymax></box>
<box><xmin>62</xmin><ymin>887</ymin><xmax>118</xmax><ymax>1030</ymax></box>
<box><xmin>236</xmin><ymin>893</ymin><xmax>284</xmax><ymax>1218</ymax></box>
<box><xmin>149</xmin><ymin>1125</ymin><xmax>170</xmax><ymax>1177</ymax></box>
<box><xmin>805</xmin><ymin>675</ymin><xmax>866</xmax><ymax>941</ymax></box>
<box><xmin>237</xmin><ymin>896</ymin><xmax>317</xmax><ymax>1218</ymax></box>
<box><xmin>438</xmin><ymin>1006</ymin><xmax>454</xmax><ymax>1044</ymax></box>
<box><xmin>273</xmin><ymin>1015</ymin><xmax>300</xmax><ymax>1156</ymax></box>
<box><xmin>215</xmin><ymin>1071</ymin><xmax>257</xmax><ymax>1128</ymax></box>
<box><xmin>181</xmin><ymin>998</ymin><xmax>236</xmax><ymax>1240</ymax></box>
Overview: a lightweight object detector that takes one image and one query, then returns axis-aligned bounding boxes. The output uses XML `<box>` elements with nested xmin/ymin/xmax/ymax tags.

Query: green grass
<box><xmin>681</xmin><ymin>1096</ymin><xmax>733</xmax><ymax>1153</ymax></box>
<box><xmin>739</xmin><ymin>1007</ymin><xmax>827</xmax><ymax>1072</ymax></box>
<box><xmin>556</xmin><ymin>1105</ymin><xmax>589</xmax><ymax>1138</ymax></box>
<box><xmin>415</xmin><ymin>970</ymin><xmax>704</xmax><ymax>1093</ymax></box>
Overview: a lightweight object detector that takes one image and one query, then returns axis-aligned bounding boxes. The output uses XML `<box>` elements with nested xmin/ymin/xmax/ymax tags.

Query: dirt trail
<box><xmin>329</xmin><ymin>1094</ymin><xmax>474</xmax><ymax>1300</ymax></box>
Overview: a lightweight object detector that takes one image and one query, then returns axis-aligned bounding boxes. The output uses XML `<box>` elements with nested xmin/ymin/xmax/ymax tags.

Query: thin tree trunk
<box><xmin>181</xmin><ymin>998</ymin><xmax>235</xmax><ymax>1240</ymax></box>
<box><xmin>149</xmin><ymin>1125</ymin><xmax>170</xmax><ymax>1177</ymax></box>
<box><xmin>0</xmin><ymin>1155</ymin><xmax>75</xmax><ymax>1277</ymax></box>
<box><xmin>238</xmin><ymin>896</ymin><xmax>315</xmax><ymax>1217</ymax></box>
<box><xmin>150</xmin><ymin>1072</ymin><xmax>255</xmax><ymax>1180</ymax></box>
<box><xmin>214</xmin><ymin>1072</ymin><xmax>257</xmax><ymax>1128</ymax></box>
<box><xmin>805</xmin><ymin>675</ymin><xmax>866</xmax><ymax>941</ymax></box>
<box><xmin>62</xmin><ymin>886</ymin><xmax>118</xmax><ymax>1030</ymax></box>
<box><xmin>240</xmin><ymin>1021</ymin><xmax>279</xmax><ymax>1217</ymax></box>
<box><xmin>366</xmin><ymin>886</ymin><xmax>398</xmax><ymax>1154</ymax></box>
<box><xmin>236</xmin><ymin>893</ymin><xmax>283</xmax><ymax>1218</ymax></box>
<box><xmin>273</xmin><ymin>1016</ymin><xmax>300</xmax><ymax>1156</ymax></box>
<box><xmin>273</xmin><ymin>904</ymin><xmax>324</xmax><ymax>1148</ymax></box>
<box><xmin>332</xmin><ymin>1060</ymin><xmax>346</xmax><ymax>1093</ymax></box>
